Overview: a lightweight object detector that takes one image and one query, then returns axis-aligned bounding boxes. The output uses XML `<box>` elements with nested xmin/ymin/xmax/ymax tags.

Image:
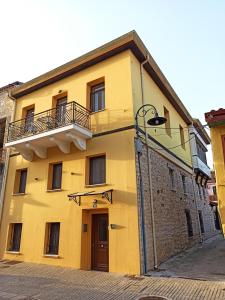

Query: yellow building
<box><xmin>205</xmin><ymin>108</ymin><xmax>225</xmax><ymax>235</ymax></box>
<box><xmin>0</xmin><ymin>31</ymin><xmax>215</xmax><ymax>275</ymax></box>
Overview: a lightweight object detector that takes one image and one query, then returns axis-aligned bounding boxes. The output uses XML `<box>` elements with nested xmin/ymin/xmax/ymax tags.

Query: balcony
<box><xmin>5</xmin><ymin>101</ymin><xmax>92</xmax><ymax>161</ymax></box>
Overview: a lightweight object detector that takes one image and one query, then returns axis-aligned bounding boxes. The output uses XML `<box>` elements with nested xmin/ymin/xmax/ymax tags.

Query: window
<box><xmin>48</xmin><ymin>163</ymin><xmax>62</xmax><ymax>190</ymax></box>
<box><xmin>14</xmin><ymin>169</ymin><xmax>27</xmax><ymax>194</ymax></box>
<box><xmin>198</xmin><ymin>184</ymin><xmax>202</xmax><ymax>200</ymax></box>
<box><xmin>169</xmin><ymin>167</ymin><xmax>175</xmax><ymax>190</ymax></box>
<box><xmin>202</xmin><ymin>186</ymin><xmax>206</xmax><ymax>199</ymax></box>
<box><xmin>89</xmin><ymin>155</ymin><xmax>106</xmax><ymax>185</ymax></box>
<box><xmin>56</xmin><ymin>97</ymin><xmax>67</xmax><ymax>126</ymax></box>
<box><xmin>24</xmin><ymin>108</ymin><xmax>34</xmax><ymax>132</ymax></box>
<box><xmin>0</xmin><ymin>119</ymin><xmax>6</xmax><ymax>148</ymax></box>
<box><xmin>90</xmin><ymin>83</ymin><xmax>105</xmax><ymax>112</ymax></box>
<box><xmin>164</xmin><ymin>107</ymin><xmax>171</xmax><ymax>136</ymax></box>
<box><xmin>198</xmin><ymin>211</ymin><xmax>205</xmax><ymax>234</ymax></box>
<box><xmin>8</xmin><ymin>223</ymin><xmax>22</xmax><ymax>252</ymax></box>
<box><xmin>196</xmin><ymin>138</ymin><xmax>207</xmax><ymax>165</ymax></box>
<box><xmin>45</xmin><ymin>223</ymin><xmax>60</xmax><ymax>255</ymax></box>
<box><xmin>213</xmin><ymin>185</ymin><xmax>217</xmax><ymax>195</ymax></box>
<box><xmin>185</xmin><ymin>209</ymin><xmax>193</xmax><ymax>237</ymax></box>
<box><xmin>179</xmin><ymin>125</ymin><xmax>185</xmax><ymax>149</ymax></box>
<box><xmin>182</xmin><ymin>175</ymin><xmax>187</xmax><ymax>194</ymax></box>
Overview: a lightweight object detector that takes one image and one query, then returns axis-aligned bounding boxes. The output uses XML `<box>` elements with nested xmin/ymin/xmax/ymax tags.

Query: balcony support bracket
<box><xmin>14</xmin><ymin>146</ymin><xmax>33</xmax><ymax>162</ymax></box>
<box><xmin>25</xmin><ymin>143</ymin><xmax>47</xmax><ymax>159</ymax></box>
<box><xmin>66</xmin><ymin>133</ymin><xmax>86</xmax><ymax>151</ymax></box>
<box><xmin>49</xmin><ymin>137</ymin><xmax>70</xmax><ymax>154</ymax></box>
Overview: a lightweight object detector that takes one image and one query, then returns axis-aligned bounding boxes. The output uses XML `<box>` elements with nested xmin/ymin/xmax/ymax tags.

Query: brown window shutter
<box><xmin>89</xmin><ymin>155</ymin><xmax>106</xmax><ymax>185</ymax></box>
<box><xmin>52</xmin><ymin>163</ymin><xmax>62</xmax><ymax>190</ymax></box>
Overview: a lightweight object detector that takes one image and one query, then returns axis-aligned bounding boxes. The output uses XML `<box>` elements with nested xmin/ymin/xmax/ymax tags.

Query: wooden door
<box><xmin>92</xmin><ymin>214</ymin><xmax>109</xmax><ymax>272</ymax></box>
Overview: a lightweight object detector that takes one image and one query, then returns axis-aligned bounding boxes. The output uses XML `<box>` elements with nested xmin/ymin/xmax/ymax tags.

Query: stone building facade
<box><xmin>0</xmin><ymin>82</ymin><xmax>22</xmax><ymax>222</ymax></box>
<box><xmin>136</xmin><ymin>136</ymin><xmax>218</xmax><ymax>272</ymax></box>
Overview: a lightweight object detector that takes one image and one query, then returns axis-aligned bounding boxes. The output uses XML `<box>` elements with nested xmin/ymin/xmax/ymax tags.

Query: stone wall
<box><xmin>135</xmin><ymin>138</ymin><xmax>218</xmax><ymax>273</ymax></box>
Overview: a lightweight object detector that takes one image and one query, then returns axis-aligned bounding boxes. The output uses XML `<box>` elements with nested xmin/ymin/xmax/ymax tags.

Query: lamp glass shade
<box><xmin>147</xmin><ymin>116</ymin><xmax>167</xmax><ymax>126</ymax></box>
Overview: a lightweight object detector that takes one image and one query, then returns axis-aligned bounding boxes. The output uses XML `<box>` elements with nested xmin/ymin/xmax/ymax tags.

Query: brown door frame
<box><xmin>91</xmin><ymin>213</ymin><xmax>109</xmax><ymax>272</ymax></box>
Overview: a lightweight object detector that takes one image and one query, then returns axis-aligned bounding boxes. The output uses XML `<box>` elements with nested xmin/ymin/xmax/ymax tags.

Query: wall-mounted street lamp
<box><xmin>135</xmin><ymin>104</ymin><xmax>167</xmax><ymax>134</ymax></box>
<box><xmin>135</xmin><ymin>103</ymin><xmax>166</xmax><ymax>274</ymax></box>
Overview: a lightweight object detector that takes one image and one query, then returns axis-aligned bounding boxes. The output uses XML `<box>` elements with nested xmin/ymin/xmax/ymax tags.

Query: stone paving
<box><xmin>0</xmin><ymin>235</ymin><xmax>225</xmax><ymax>299</ymax></box>
<box><xmin>0</xmin><ymin>261</ymin><xmax>225</xmax><ymax>300</ymax></box>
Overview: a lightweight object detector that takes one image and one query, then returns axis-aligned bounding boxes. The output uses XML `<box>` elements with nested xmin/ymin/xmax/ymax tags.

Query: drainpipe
<box><xmin>189</xmin><ymin>123</ymin><xmax>203</xmax><ymax>243</ymax></box>
<box><xmin>140</xmin><ymin>55</ymin><xmax>158</xmax><ymax>271</ymax></box>
<box><xmin>0</xmin><ymin>91</ymin><xmax>16</xmax><ymax>232</ymax></box>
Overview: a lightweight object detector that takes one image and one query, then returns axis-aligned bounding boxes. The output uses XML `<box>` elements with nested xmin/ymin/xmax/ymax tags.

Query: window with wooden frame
<box><xmin>7</xmin><ymin>223</ymin><xmax>22</xmax><ymax>252</ymax></box>
<box><xmin>185</xmin><ymin>209</ymin><xmax>193</xmax><ymax>237</ymax></box>
<box><xmin>22</xmin><ymin>105</ymin><xmax>35</xmax><ymax>133</ymax></box>
<box><xmin>164</xmin><ymin>107</ymin><xmax>171</xmax><ymax>136</ymax></box>
<box><xmin>181</xmin><ymin>175</ymin><xmax>187</xmax><ymax>194</ymax></box>
<box><xmin>14</xmin><ymin>169</ymin><xmax>27</xmax><ymax>194</ymax></box>
<box><xmin>48</xmin><ymin>163</ymin><xmax>62</xmax><ymax>190</ymax></box>
<box><xmin>44</xmin><ymin>222</ymin><xmax>60</xmax><ymax>255</ymax></box>
<box><xmin>198</xmin><ymin>211</ymin><xmax>205</xmax><ymax>234</ymax></box>
<box><xmin>179</xmin><ymin>125</ymin><xmax>185</xmax><ymax>149</ymax></box>
<box><xmin>169</xmin><ymin>167</ymin><xmax>175</xmax><ymax>190</ymax></box>
<box><xmin>88</xmin><ymin>155</ymin><xmax>106</xmax><ymax>185</ymax></box>
<box><xmin>90</xmin><ymin>82</ymin><xmax>105</xmax><ymax>112</ymax></box>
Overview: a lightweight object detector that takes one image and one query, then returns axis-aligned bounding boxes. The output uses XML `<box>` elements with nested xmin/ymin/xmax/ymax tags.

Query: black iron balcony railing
<box><xmin>7</xmin><ymin>101</ymin><xmax>91</xmax><ymax>143</ymax></box>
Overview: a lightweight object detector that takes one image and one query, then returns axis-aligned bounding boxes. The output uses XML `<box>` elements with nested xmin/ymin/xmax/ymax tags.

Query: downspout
<box><xmin>189</xmin><ymin>123</ymin><xmax>203</xmax><ymax>243</ymax></box>
<box><xmin>0</xmin><ymin>91</ymin><xmax>16</xmax><ymax>232</ymax></box>
<box><xmin>140</xmin><ymin>55</ymin><xmax>158</xmax><ymax>270</ymax></box>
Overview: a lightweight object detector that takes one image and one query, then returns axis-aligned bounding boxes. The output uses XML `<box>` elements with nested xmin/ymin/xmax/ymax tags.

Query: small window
<box><xmin>179</xmin><ymin>125</ymin><xmax>185</xmax><ymax>149</ymax></box>
<box><xmin>48</xmin><ymin>163</ymin><xmax>62</xmax><ymax>190</ymax></box>
<box><xmin>169</xmin><ymin>167</ymin><xmax>175</xmax><ymax>190</ymax></box>
<box><xmin>0</xmin><ymin>119</ymin><xmax>6</xmax><ymax>148</ymax></box>
<box><xmin>45</xmin><ymin>222</ymin><xmax>60</xmax><ymax>255</ymax></box>
<box><xmin>182</xmin><ymin>175</ymin><xmax>187</xmax><ymax>194</ymax></box>
<box><xmin>185</xmin><ymin>209</ymin><xmax>193</xmax><ymax>237</ymax></box>
<box><xmin>198</xmin><ymin>184</ymin><xmax>202</xmax><ymax>200</ymax></box>
<box><xmin>14</xmin><ymin>169</ymin><xmax>27</xmax><ymax>194</ymax></box>
<box><xmin>213</xmin><ymin>185</ymin><xmax>217</xmax><ymax>195</ymax></box>
<box><xmin>198</xmin><ymin>211</ymin><xmax>205</xmax><ymax>234</ymax></box>
<box><xmin>89</xmin><ymin>155</ymin><xmax>106</xmax><ymax>185</ymax></box>
<box><xmin>202</xmin><ymin>186</ymin><xmax>206</xmax><ymax>199</ymax></box>
<box><xmin>90</xmin><ymin>83</ymin><xmax>105</xmax><ymax>112</ymax></box>
<box><xmin>7</xmin><ymin>223</ymin><xmax>22</xmax><ymax>252</ymax></box>
<box><xmin>164</xmin><ymin>107</ymin><xmax>171</xmax><ymax>136</ymax></box>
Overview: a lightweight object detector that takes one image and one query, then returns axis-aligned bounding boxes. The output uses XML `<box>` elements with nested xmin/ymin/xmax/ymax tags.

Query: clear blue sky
<box><xmin>1</xmin><ymin>0</ymin><xmax>224</xmax><ymax>165</ymax></box>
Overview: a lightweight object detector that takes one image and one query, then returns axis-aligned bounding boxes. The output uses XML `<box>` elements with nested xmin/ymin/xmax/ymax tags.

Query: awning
<box><xmin>67</xmin><ymin>189</ymin><xmax>113</xmax><ymax>206</ymax></box>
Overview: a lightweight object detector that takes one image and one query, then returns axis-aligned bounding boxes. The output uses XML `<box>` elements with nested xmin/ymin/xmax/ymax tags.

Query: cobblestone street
<box><xmin>0</xmin><ymin>235</ymin><xmax>224</xmax><ymax>299</ymax></box>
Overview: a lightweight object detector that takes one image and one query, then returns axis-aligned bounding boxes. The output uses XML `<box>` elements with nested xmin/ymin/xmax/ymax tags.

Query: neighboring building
<box><xmin>0</xmin><ymin>82</ymin><xmax>22</xmax><ymax>225</ymax></box>
<box><xmin>207</xmin><ymin>171</ymin><xmax>221</xmax><ymax>230</ymax></box>
<box><xmin>205</xmin><ymin>108</ymin><xmax>225</xmax><ymax>235</ymax></box>
<box><xmin>189</xmin><ymin>119</ymin><xmax>217</xmax><ymax>240</ymax></box>
<box><xmin>0</xmin><ymin>31</ymin><xmax>217</xmax><ymax>274</ymax></box>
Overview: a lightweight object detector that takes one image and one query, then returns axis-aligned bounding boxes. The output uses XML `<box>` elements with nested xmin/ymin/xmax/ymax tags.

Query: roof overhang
<box><xmin>193</xmin><ymin>118</ymin><xmax>211</xmax><ymax>144</ymax></box>
<box><xmin>12</xmin><ymin>30</ymin><xmax>192</xmax><ymax>124</ymax></box>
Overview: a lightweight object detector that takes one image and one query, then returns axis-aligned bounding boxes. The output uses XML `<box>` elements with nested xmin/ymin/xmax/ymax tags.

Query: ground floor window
<box><xmin>185</xmin><ymin>209</ymin><xmax>193</xmax><ymax>237</ymax></box>
<box><xmin>198</xmin><ymin>211</ymin><xmax>205</xmax><ymax>234</ymax></box>
<box><xmin>7</xmin><ymin>223</ymin><xmax>22</xmax><ymax>252</ymax></box>
<box><xmin>45</xmin><ymin>222</ymin><xmax>60</xmax><ymax>255</ymax></box>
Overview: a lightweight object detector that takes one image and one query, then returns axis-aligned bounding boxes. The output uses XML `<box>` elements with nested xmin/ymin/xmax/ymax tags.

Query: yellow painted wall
<box><xmin>14</xmin><ymin>51</ymin><xmax>134</xmax><ymax>135</ymax></box>
<box><xmin>0</xmin><ymin>129</ymin><xmax>140</xmax><ymax>274</ymax></box>
<box><xmin>0</xmin><ymin>51</ymin><xmax>140</xmax><ymax>274</ymax></box>
<box><xmin>209</xmin><ymin>125</ymin><xmax>225</xmax><ymax>234</ymax></box>
<box><xmin>130</xmin><ymin>52</ymin><xmax>192</xmax><ymax>172</ymax></box>
<box><xmin>0</xmin><ymin>48</ymin><xmax>194</xmax><ymax>275</ymax></box>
